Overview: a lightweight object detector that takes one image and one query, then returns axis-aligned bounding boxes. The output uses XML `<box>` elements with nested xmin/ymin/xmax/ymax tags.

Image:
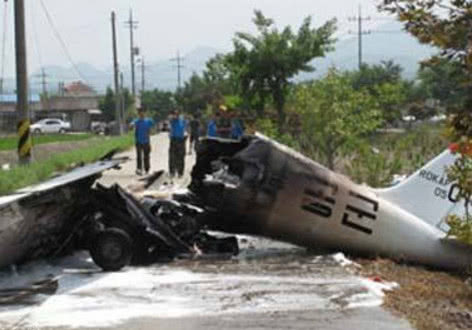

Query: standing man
<box><xmin>216</xmin><ymin>105</ymin><xmax>231</xmax><ymax>138</ymax></box>
<box><xmin>169</xmin><ymin>110</ymin><xmax>187</xmax><ymax>178</ymax></box>
<box><xmin>131</xmin><ymin>109</ymin><xmax>155</xmax><ymax>176</ymax></box>
<box><xmin>231</xmin><ymin>111</ymin><xmax>245</xmax><ymax>140</ymax></box>
<box><xmin>207</xmin><ymin>112</ymin><xmax>219</xmax><ymax>137</ymax></box>
<box><xmin>189</xmin><ymin>114</ymin><xmax>200</xmax><ymax>155</ymax></box>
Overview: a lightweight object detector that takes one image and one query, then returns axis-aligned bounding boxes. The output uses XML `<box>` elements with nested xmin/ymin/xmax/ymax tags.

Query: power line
<box><xmin>30</xmin><ymin>0</ymin><xmax>44</xmax><ymax>71</ymax></box>
<box><xmin>170</xmin><ymin>50</ymin><xmax>185</xmax><ymax>91</ymax></box>
<box><xmin>347</xmin><ymin>4</ymin><xmax>400</xmax><ymax>69</ymax></box>
<box><xmin>39</xmin><ymin>0</ymin><xmax>89</xmax><ymax>85</ymax></box>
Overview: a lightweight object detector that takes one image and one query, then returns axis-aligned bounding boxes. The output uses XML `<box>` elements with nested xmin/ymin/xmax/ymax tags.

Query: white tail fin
<box><xmin>376</xmin><ymin>149</ymin><xmax>461</xmax><ymax>231</ymax></box>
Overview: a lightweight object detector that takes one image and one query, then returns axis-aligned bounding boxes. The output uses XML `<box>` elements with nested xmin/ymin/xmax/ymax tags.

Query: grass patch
<box><xmin>0</xmin><ymin>133</ymin><xmax>94</xmax><ymax>151</ymax></box>
<box><xmin>0</xmin><ymin>134</ymin><xmax>134</xmax><ymax>195</ymax></box>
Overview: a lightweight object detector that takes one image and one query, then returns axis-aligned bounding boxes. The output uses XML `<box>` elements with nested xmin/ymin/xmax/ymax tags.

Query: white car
<box><xmin>30</xmin><ymin>119</ymin><xmax>71</xmax><ymax>134</ymax></box>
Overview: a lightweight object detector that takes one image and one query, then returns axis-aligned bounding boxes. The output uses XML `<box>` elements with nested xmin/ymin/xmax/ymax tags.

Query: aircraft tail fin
<box><xmin>376</xmin><ymin>149</ymin><xmax>461</xmax><ymax>230</ymax></box>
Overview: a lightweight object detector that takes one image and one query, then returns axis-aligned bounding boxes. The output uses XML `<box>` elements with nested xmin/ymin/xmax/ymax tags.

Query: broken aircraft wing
<box><xmin>0</xmin><ymin>158</ymin><xmax>127</xmax><ymax>269</ymax></box>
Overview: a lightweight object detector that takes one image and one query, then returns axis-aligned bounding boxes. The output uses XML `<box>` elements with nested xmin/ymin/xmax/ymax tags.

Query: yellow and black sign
<box><xmin>17</xmin><ymin>119</ymin><xmax>32</xmax><ymax>160</ymax></box>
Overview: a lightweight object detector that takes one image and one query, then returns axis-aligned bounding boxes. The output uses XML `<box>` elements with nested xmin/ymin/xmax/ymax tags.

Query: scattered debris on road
<box><xmin>0</xmin><ymin>276</ymin><xmax>58</xmax><ymax>305</ymax></box>
<box><xmin>0</xmin><ymin>155</ymin><xmax>238</xmax><ymax>275</ymax></box>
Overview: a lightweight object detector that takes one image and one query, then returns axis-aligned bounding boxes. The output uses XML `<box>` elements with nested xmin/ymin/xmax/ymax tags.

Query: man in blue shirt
<box><xmin>131</xmin><ymin>109</ymin><xmax>154</xmax><ymax>175</ymax></box>
<box><xmin>231</xmin><ymin>112</ymin><xmax>245</xmax><ymax>140</ymax></box>
<box><xmin>169</xmin><ymin>110</ymin><xmax>187</xmax><ymax>178</ymax></box>
<box><xmin>207</xmin><ymin>112</ymin><xmax>218</xmax><ymax>137</ymax></box>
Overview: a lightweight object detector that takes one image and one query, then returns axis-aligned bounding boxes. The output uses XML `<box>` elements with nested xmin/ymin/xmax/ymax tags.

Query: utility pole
<box><xmin>125</xmin><ymin>9</ymin><xmax>138</xmax><ymax>97</ymax></box>
<box><xmin>34</xmin><ymin>68</ymin><xmax>48</xmax><ymax>97</ymax></box>
<box><xmin>119</xmin><ymin>72</ymin><xmax>125</xmax><ymax>130</ymax></box>
<box><xmin>111</xmin><ymin>11</ymin><xmax>122</xmax><ymax>135</ymax></box>
<box><xmin>171</xmin><ymin>50</ymin><xmax>184</xmax><ymax>91</ymax></box>
<box><xmin>348</xmin><ymin>4</ymin><xmax>371</xmax><ymax>70</ymax></box>
<box><xmin>140</xmin><ymin>56</ymin><xmax>145</xmax><ymax>94</ymax></box>
<box><xmin>14</xmin><ymin>0</ymin><xmax>32</xmax><ymax>163</ymax></box>
<box><xmin>34</xmin><ymin>68</ymin><xmax>49</xmax><ymax>111</ymax></box>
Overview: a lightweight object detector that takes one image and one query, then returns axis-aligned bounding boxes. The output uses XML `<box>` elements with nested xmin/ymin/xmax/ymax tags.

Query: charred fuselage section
<box><xmin>188</xmin><ymin>135</ymin><xmax>340</xmax><ymax>245</ymax></box>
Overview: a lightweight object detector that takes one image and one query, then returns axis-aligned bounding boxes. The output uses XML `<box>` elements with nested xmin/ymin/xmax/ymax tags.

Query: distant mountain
<box><xmin>298</xmin><ymin>21</ymin><xmax>436</xmax><ymax>81</ymax></box>
<box><xmin>1</xmin><ymin>23</ymin><xmax>438</xmax><ymax>95</ymax></box>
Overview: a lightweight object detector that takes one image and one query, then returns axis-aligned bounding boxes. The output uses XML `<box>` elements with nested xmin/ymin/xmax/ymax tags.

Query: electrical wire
<box><xmin>38</xmin><ymin>0</ymin><xmax>89</xmax><ymax>86</ymax></box>
<box><xmin>30</xmin><ymin>0</ymin><xmax>44</xmax><ymax>71</ymax></box>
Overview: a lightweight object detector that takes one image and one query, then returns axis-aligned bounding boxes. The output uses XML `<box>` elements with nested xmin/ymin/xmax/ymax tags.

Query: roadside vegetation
<box><xmin>0</xmin><ymin>134</ymin><xmax>133</xmax><ymax>195</ymax></box>
<box><xmin>0</xmin><ymin>133</ymin><xmax>94</xmax><ymax>151</ymax></box>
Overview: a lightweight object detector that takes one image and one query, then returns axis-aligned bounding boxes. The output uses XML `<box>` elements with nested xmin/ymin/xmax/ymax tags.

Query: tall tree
<box><xmin>294</xmin><ymin>69</ymin><xmax>382</xmax><ymax>170</ymax></box>
<box><xmin>379</xmin><ymin>1</ymin><xmax>472</xmax><ymax>128</ymax></box>
<box><xmin>347</xmin><ymin>61</ymin><xmax>407</xmax><ymax>124</ymax></box>
<box><xmin>99</xmin><ymin>87</ymin><xmax>134</xmax><ymax>122</ymax></box>
<box><xmin>417</xmin><ymin>58</ymin><xmax>467</xmax><ymax>107</ymax></box>
<box><xmin>141</xmin><ymin>89</ymin><xmax>176</xmax><ymax>120</ymax></box>
<box><xmin>225</xmin><ymin>10</ymin><xmax>336</xmax><ymax>129</ymax></box>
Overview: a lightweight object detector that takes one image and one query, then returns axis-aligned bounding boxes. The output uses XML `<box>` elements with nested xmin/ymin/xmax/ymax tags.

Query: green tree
<box><xmin>417</xmin><ymin>58</ymin><xmax>467</xmax><ymax>107</ymax></box>
<box><xmin>374</xmin><ymin>82</ymin><xmax>407</xmax><ymax>124</ymax></box>
<box><xmin>294</xmin><ymin>69</ymin><xmax>382</xmax><ymax>169</ymax></box>
<box><xmin>141</xmin><ymin>89</ymin><xmax>176</xmax><ymax>120</ymax></box>
<box><xmin>346</xmin><ymin>61</ymin><xmax>408</xmax><ymax>124</ymax></box>
<box><xmin>225</xmin><ymin>10</ymin><xmax>336</xmax><ymax>129</ymax></box>
<box><xmin>349</xmin><ymin>60</ymin><xmax>403</xmax><ymax>92</ymax></box>
<box><xmin>177</xmin><ymin>73</ymin><xmax>221</xmax><ymax>114</ymax></box>
<box><xmin>175</xmin><ymin>54</ymin><xmax>238</xmax><ymax>114</ymax></box>
<box><xmin>98</xmin><ymin>87</ymin><xmax>134</xmax><ymax>122</ymax></box>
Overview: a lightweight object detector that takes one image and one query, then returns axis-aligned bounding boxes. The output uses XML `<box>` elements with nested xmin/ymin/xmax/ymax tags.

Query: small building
<box><xmin>0</xmin><ymin>94</ymin><xmax>41</xmax><ymax>133</ymax></box>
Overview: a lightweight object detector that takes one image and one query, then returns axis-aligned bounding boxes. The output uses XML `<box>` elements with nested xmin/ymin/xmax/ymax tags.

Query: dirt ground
<box><xmin>355</xmin><ymin>258</ymin><xmax>472</xmax><ymax>330</ymax></box>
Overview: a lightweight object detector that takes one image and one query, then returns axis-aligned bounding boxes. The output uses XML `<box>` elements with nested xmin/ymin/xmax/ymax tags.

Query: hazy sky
<box><xmin>0</xmin><ymin>0</ymin><xmax>391</xmax><ymax>78</ymax></box>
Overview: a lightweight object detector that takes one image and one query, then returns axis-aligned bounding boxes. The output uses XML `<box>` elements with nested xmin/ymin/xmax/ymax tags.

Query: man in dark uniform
<box><xmin>131</xmin><ymin>109</ymin><xmax>155</xmax><ymax>175</ymax></box>
<box><xmin>216</xmin><ymin>105</ymin><xmax>231</xmax><ymax>138</ymax></box>
<box><xmin>189</xmin><ymin>114</ymin><xmax>200</xmax><ymax>155</ymax></box>
<box><xmin>169</xmin><ymin>111</ymin><xmax>187</xmax><ymax>178</ymax></box>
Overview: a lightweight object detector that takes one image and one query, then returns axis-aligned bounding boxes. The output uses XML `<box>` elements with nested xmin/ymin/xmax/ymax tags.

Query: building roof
<box><xmin>64</xmin><ymin>81</ymin><xmax>96</xmax><ymax>96</ymax></box>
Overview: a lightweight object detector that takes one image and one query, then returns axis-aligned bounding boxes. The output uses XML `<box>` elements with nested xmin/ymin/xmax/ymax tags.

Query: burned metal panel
<box><xmin>0</xmin><ymin>159</ymin><xmax>125</xmax><ymax>269</ymax></box>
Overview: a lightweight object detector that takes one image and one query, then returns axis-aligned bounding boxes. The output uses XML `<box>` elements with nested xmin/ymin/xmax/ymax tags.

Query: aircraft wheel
<box><xmin>90</xmin><ymin>228</ymin><xmax>133</xmax><ymax>271</ymax></box>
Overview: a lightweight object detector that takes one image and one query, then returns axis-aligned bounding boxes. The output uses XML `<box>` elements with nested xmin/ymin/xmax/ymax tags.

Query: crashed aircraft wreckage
<box><xmin>0</xmin><ymin>154</ymin><xmax>238</xmax><ymax>271</ymax></box>
<box><xmin>1</xmin><ymin>133</ymin><xmax>471</xmax><ymax>271</ymax></box>
<box><xmin>187</xmin><ymin>133</ymin><xmax>472</xmax><ymax>270</ymax></box>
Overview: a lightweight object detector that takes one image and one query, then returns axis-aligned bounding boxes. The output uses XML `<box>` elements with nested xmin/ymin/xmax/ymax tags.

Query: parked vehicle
<box><xmin>30</xmin><ymin>118</ymin><xmax>71</xmax><ymax>134</ymax></box>
<box><xmin>91</xmin><ymin>121</ymin><xmax>106</xmax><ymax>134</ymax></box>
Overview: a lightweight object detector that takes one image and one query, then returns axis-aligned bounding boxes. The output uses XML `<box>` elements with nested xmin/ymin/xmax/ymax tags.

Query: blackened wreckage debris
<box><xmin>0</xmin><ymin>156</ymin><xmax>238</xmax><ymax>273</ymax></box>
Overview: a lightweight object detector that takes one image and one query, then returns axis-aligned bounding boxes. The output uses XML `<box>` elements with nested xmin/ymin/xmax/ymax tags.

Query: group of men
<box><xmin>131</xmin><ymin>106</ymin><xmax>244</xmax><ymax>178</ymax></box>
